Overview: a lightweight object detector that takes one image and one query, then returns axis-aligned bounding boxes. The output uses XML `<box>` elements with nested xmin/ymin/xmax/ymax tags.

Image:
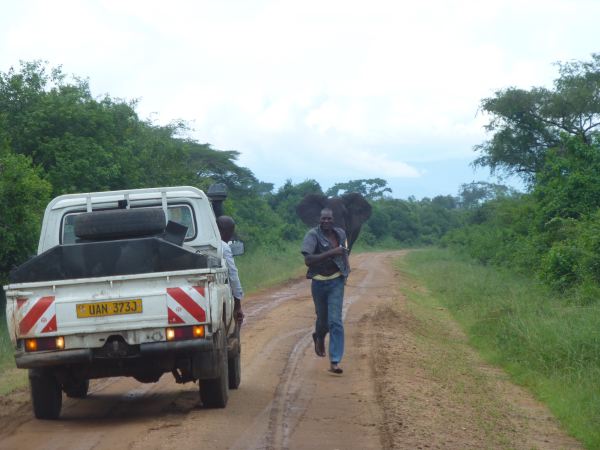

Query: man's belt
<box><xmin>312</xmin><ymin>271</ymin><xmax>342</xmax><ymax>281</ymax></box>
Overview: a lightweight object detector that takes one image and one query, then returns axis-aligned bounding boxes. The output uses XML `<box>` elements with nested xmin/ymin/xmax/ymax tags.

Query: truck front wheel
<box><xmin>200</xmin><ymin>330</ymin><xmax>229</xmax><ymax>408</ymax></box>
<box><xmin>29</xmin><ymin>369</ymin><xmax>62</xmax><ymax>419</ymax></box>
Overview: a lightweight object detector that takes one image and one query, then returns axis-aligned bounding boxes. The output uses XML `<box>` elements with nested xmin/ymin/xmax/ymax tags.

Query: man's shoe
<box><xmin>312</xmin><ymin>333</ymin><xmax>326</xmax><ymax>357</ymax></box>
<box><xmin>329</xmin><ymin>362</ymin><xmax>343</xmax><ymax>374</ymax></box>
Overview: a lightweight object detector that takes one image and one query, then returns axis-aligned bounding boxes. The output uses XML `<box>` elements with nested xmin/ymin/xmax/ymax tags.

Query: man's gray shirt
<box><xmin>301</xmin><ymin>226</ymin><xmax>350</xmax><ymax>279</ymax></box>
<box><xmin>222</xmin><ymin>241</ymin><xmax>244</xmax><ymax>300</ymax></box>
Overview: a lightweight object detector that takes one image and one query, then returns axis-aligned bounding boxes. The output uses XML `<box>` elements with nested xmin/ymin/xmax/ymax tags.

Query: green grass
<box><xmin>352</xmin><ymin>235</ymin><xmax>407</xmax><ymax>252</ymax></box>
<box><xmin>0</xmin><ymin>315</ymin><xmax>13</xmax><ymax>371</ymax></box>
<box><xmin>402</xmin><ymin>248</ymin><xmax>600</xmax><ymax>449</ymax></box>
<box><xmin>0</xmin><ymin>367</ymin><xmax>27</xmax><ymax>395</ymax></box>
<box><xmin>0</xmin><ymin>313</ymin><xmax>25</xmax><ymax>394</ymax></box>
<box><xmin>384</xmin><ymin>262</ymin><xmax>515</xmax><ymax>447</ymax></box>
<box><xmin>236</xmin><ymin>242</ymin><xmax>306</xmax><ymax>294</ymax></box>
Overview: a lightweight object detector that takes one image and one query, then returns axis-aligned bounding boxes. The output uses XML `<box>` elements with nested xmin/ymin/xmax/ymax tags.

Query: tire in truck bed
<box><xmin>74</xmin><ymin>208</ymin><xmax>167</xmax><ymax>241</ymax></box>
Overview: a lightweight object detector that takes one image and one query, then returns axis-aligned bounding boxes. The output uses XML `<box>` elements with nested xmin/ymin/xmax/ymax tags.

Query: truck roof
<box><xmin>37</xmin><ymin>186</ymin><xmax>221</xmax><ymax>256</ymax></box>
<box><xmin>48</xmin><ymin>186</ymin><xmax>207</xmax><ymax>211</ymax></box>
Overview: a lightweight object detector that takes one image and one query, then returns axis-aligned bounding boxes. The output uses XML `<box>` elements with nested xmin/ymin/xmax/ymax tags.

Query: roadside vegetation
<box><xmin>443</xmin><ymin>54</ymin><xmax>600</xmax><ymax>302</ymax></box>
<box><xmin>402</xmin><ymin>248</ymin><xmax>600</xmax><ymax>449</ymax></box>
<box><xmin>0</xmin><ymin>319</ymin><xmax>11</xmax><ymax>370</ymax></box>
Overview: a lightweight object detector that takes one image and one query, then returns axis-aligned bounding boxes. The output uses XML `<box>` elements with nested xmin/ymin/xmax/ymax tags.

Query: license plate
<box><xmin>76</xmin><ymin>299</ymin><xmax>143</xmax><ymax>318</ymax></box>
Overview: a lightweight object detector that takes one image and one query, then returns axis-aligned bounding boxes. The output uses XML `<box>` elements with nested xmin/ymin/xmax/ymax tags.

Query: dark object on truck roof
<box><xmin>9</xmin><ymin>237</ymin><xmax>216</xmax><ymax>284</ymax></box>
<box><xmin>207</xmin><ymin>183</ymin><xmax>227</xmax><ymax>218</ymax></box>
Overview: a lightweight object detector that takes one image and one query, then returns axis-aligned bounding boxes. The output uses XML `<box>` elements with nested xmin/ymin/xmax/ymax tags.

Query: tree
<box><xmin>474</xmin><ymin>54</ymin><xmax>600</xmax><ymax>182</ymax></box>
<box><xmin>326</xmin><ymin>178</ymin><xmax>392</xmax><ymax>200</ymax></box>
<box><xmin>364</xmin><ymin>204</ymin><xmax>391</xmax><ymax>239</ymax></box>
<box><xmin>458</xmin><ymin>181</ymin><xmax>518</xmax><ymax>209</ymax></box>
<box><xmin>267</xmin><ymin>179</ymin><xmax>323</xmax><ymax>240</ymax></box>
<box><xmin>0</xmin><ymin>143</ymin><xmax>51</xmax><ymax>277</ymax></box>
<box><xmin>533</xmin><ymin>134</ymin><xmax>600</xmax><ymax>223</ymax></box>
<box><xmin>0</xmin><ymin>61</ymin><xmax>262</xmax><ymax>196</ymax></box>
<box><xmin>375</xmin><ymin>198</ymin><xmax>420</xmax><ymax>242</ymax></box>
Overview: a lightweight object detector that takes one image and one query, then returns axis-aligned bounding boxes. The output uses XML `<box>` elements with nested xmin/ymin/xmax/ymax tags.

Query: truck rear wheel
<box><xmin>63</xmin><ymin>379</ymin><xmax>89</xmax><ymax>398</ymax></box>
<box><xmin>200</xmin><ymin>330</ymin><xmax>229</xmax><ymax>408</ymax></box>
<box><xmin>29</xmin><ymin>369</ymin><xmax>62</xmax><ymax>420</ymax></box>
<box><xmin>228</xmin><ymin>325</ymin><xmax>241</xmax><ymax>389</ymax></box>
<box><xmin>228</xmin><ymin>352</ymin><xmax>241</xmax><ymax>389</ymax></box>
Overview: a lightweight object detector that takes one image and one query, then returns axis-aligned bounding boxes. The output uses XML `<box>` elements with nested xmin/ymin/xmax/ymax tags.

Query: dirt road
<box><xmin>0</xmin><ymin>251</ymin><xmax>582</xmax><ymax>449</ymax></box>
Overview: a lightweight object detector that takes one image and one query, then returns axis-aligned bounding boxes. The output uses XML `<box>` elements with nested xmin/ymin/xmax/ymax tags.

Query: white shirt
<box><xmin>222</xmin><ymin>241</ymin><xmax>244</xmax><ymax>300</ymax></box>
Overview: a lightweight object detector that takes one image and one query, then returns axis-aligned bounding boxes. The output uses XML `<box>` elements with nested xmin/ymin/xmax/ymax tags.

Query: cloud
<box><xmin>340</xmin><ymin>150</ymin><xmax>421</xmax><ymax>178</ymax></box>
<box><xmin>2</xmin><ymin>0</ymin><xmax>600</xmax><ymax>198</ymax></box>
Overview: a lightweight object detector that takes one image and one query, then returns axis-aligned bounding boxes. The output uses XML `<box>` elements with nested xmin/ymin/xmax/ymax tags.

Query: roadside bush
<box><xmin>356</xmin><ymin>225</ymin><xmax>377</xmax><ymax>246</ymax></box>
<box><xmin>574</xmin><ymin>211</ymin><xmax>600</xmax><ymax>285</ymax></box>
<box><xmin>539</xmin><ymin>243</ymin><xmax>583</xmax><ymax>291</ymax></box>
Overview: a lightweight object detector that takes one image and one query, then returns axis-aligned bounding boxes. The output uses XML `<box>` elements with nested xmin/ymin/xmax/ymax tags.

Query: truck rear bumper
<box><xmin>15</xmin><ymin>339</ymin><xmax>214</xmax><ymax>369</ymax></box>
<box><xmin>140</xmin><ymin>339</ymin><xmax>213</xmax><ymax>355</ymax></box>
<box><xmin>15</xmin><ymin>349</ymin><xmax>93</xmax><ymax>369</ymax></box>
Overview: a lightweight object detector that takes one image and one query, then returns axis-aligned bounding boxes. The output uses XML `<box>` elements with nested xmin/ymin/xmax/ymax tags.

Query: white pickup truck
<box><xmin>3</xmin><ymin>186</ymin><xmax>241</xmax><ymax>419</ymax></box>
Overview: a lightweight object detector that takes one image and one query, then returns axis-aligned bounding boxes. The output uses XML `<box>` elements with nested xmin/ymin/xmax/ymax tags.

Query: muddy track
<box><xmin>0</xmin><ymin>251</ymin><xmax>582</xmax><ymax>450</ymax></box>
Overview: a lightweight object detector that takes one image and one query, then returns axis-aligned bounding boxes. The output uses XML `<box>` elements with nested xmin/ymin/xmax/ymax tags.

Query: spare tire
<box><xmin>74</xmin><ymin>208</ymin><xmax>166</xmax><ymax>240</ymax></box>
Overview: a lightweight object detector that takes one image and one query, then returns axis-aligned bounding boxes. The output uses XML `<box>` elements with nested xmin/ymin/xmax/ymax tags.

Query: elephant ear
<box><xmin>341</xmin><ymin>192</ymin><xmax>372</xmax><ymax>224</ymax></box>
<box><xmin>341</xmin><ymin>193</ymin><xmax>372</xmax><ymax>249</ymax></box>
<box><xmin>296</xmin><ymin>194</ymin><xmax>328</xmax><ymax>226</ymax></box>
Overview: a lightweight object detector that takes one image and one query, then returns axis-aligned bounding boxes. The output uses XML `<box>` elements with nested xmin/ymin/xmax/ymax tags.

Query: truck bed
<box><xmin>9</xmin><ymin>237</ymin><xmax>219</xmax><ymax>284</ymax></box>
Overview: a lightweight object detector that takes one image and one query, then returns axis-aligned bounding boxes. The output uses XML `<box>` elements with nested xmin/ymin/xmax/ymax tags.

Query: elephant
<box><xmin>296</xmin><ymin>193</ymin><xmax>372</xmax><ymax>252</ymax></box>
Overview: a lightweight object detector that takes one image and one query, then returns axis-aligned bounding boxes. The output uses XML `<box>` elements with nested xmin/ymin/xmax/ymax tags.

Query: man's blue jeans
<box><xmin>311</xmin><ymin>276</ymin><xmax>345</xmax><ymax>364</ymax></box>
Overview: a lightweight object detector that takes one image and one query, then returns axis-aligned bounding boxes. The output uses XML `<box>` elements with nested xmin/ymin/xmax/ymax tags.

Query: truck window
<box><xmin>62</xmin><ymin>214</ymin><xmax>78</xmax><ymax>244</ymax></box>
<box><xmin>166</xmin><ymin>205</ymin><xmax>196</xmax><ymax>239</ymax></box>
<box><xmin>61</xmin><ymin>204</ymin><xmax>196</xmax><ymax>244</ymax></box>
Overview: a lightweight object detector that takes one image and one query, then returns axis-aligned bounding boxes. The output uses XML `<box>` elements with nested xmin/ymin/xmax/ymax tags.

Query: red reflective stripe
<box><xmin>41</xmin><ymin>315</ymin><xmax>57</xmax><ymax>333</ymax></box>
<box><xmin>19</xmin><ymin>296</ymin><xmax>54</xmax><ymax>335</ymax></box>
<box><xmin>167</xmin><ymin>288</ymin><xmax>206</xmax><ymax>322</ymax></box>
<box><xmin>168</xmin><ymin>307</ymin><xmax>185</xmax><ymax>324</ymax></box>
<box><xmin>193</xmin><ymin>286</ymin><xmax>205</xmax><ymax>297</ymax></box>
<box><xmin>16</xmin><ymin>297</ymin><xmax>28</xmax><ymax>309</ymax></box>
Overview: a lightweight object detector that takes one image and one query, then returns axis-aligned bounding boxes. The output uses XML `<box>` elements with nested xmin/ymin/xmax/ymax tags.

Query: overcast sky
<box><xmin>1</xmin><ymin>0</ymin><xmax>599</xmax><ymax>198</ymax></box>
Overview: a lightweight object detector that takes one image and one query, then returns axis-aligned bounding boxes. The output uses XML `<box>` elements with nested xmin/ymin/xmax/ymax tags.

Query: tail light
<box><xmin>24</xmin><ymin>336</ymin><xmax>65</xmax><ymax>352</ymax></box>
<box><xmin>166</xmin><ymin>325</ymin><xmax>205</xmax><ymax>341</ymax></box>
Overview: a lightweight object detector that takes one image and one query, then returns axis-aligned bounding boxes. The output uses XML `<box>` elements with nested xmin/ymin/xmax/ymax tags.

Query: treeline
<box><xmin>10</xmin><ymin>54</ymin><xmax>599</xmax><ymax>303</ymax></box>
<box><xmin>0</xmin><ymin>61</ymin><xmax>471</xmax><ymax>292</ymax></box>
<box><xmin>0</xmin><ymin>61</ymin><xmax>264</xmax><ymax>278</ymax></box>
<box><xmin>444</xmin><ymin>54</ymin><xmax>600</xmax><ymax>303</ymax></box>
<box><xmin>256</xmin><ymin>177</ymin><xmax>470</xmax><ymax>249</ymax></box>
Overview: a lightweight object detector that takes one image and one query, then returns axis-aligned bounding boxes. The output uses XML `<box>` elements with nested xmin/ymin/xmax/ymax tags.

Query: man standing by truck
<box><xmin>301</xmin><ymin>207</ymin><xmax>349</xmax><ymax>374</ymax></box>
<box><xmin>217</xmin><ymin>215</ymin><xmax>244</xmax><ymax>324</ymax></box>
